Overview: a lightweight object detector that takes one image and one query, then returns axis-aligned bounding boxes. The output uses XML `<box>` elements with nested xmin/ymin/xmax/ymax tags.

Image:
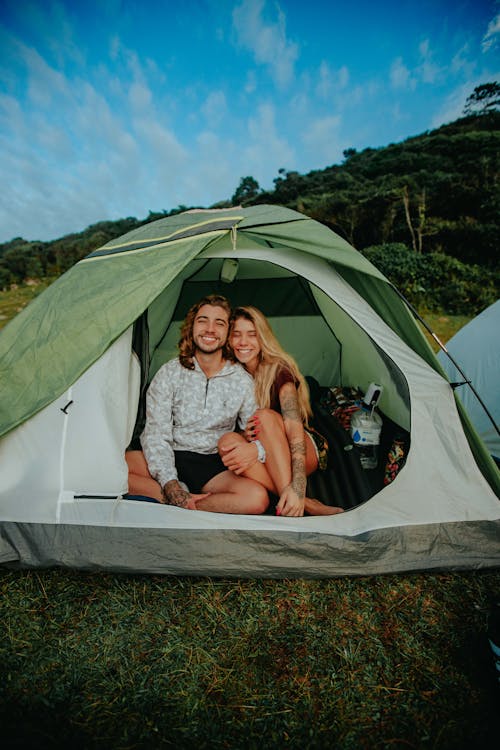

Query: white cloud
<box><xmin>244</xmin><ymin>70</ymin><xmax>257</xmax><ymax>94</ymax></box>
<box><xmin>316</xmin><ymin>61</ymin><xmax>333</xmax><ymax>99</ymax></box>
<box><xmin>302</xmin><ymin>115</ymin><xmax>343</xmax><ymax>167</ymax></box>
<box><xmin>316</xmin><ymin>62</ymin><xmax>350</xmax><ymax>99</ymax></box>
<box><xmin>390</xmin><ymin>103</ymin><xmax>408</xmax><ymax>123</ymax></box>
<box><xmin>0</xmin><ymin>92</ymin><xmax>25</xmax><ymax>133</ymax></box>
<box><xmin>201</xmin><ymin>90</ymin><xmax>227</xmax><ymax>125</ymax></box>
<box><xmin>0</xmin><ymin>0</ymin><xmax>85</xmax><ymax>70</ymax></box>
<box><xmin>450</xmin><ymin>44</ymin><xmax>475</xmax><ymax>76</ymax></box>
<box><xmin>18</xmin><ymin>42</ymin><xmax>71</xmax><ymax>107</ymax></box>
<box><xmin>338</xmin><ymin>65</ymin><xmax>350</xmax><ymax>90</ymax></box>
<box><xmin>128</xmin><ymin>81</ymin><xmax>153</xmax><ymax>111</ymax></box>
<box><xmin>189</xmin><ymin>131</ymin><xmax>236</xmax><ymax>202</ymax></box>
<box><xmin>417</xmin><ymin>39</ymin><xmax>441</xmax><ymax>84</ymax></box>
<box><xmin>232</xmin><ymin>0</ymin><xmax>299</xmax><ymax>88</ymax></box>
<box><xmin>390</xmin><ymin>40</ymin><xmax>442</xmax><ymax>91</ymax></box>
<box><xmin>430</xmin><ymin>81</ymin><xmax>475</xmax><ymax>128</ymax></box>
<box><xmin>482</xmin><ymin>12</ymin><xmax>500</xmax><ymax>52</ymax></box>
<box><xmin>242</xmin><ymin>102</ymin><xmax>294</xmax><ymax>176</ymax></box>
<box><xmin>0</xmin><ymin>26</ymin><xmax>194</xmax><ymax>241</ymax></box>
<box><xmin>133</xmin><ymin>119</ymin><xmax>188</xmax><ymax>166</ymax></box>
<box><xmin>45</xmin><ymin>1</ymin><xmax>85</xmax><ymax>69</ymax></box>
<box><xmin>390</xmin><ymin>57</ymin><xmax>413</xmax><ymax>90</ymax></box>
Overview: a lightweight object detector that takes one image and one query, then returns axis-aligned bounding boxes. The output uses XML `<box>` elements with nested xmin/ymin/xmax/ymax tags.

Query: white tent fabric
<box><xmin>0</xmin><ymin>208</ymin><xmax>499</xmax><ymax>576</ymax></box>
<box><xmin>438</xmin><ymin>300</ymin><xmax>500</xmax><ymax>463</ymax></box>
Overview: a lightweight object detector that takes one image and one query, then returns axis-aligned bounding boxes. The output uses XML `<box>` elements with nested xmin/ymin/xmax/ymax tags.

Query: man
<box><xmin>139</xmin><ymin>294</ymin><xmax>269</xmax><ymax>513</ymax></box>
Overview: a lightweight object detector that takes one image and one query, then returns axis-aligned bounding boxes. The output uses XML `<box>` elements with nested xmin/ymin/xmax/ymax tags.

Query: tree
<box><xmin>231</xmin><ymin>176</ymin><xmax>260</xmax><ymax>206</ymax></box>
<box><xmin>402</xmin><ymin>185</ymin><xmax>427</xmax><ymax>253</ymax></box>
<box><xmin>463</xmin><ymin>82</ymin><xmax>500</xmax><ymax>115</ymax></box>
<box><xmin>343</xmin><ymin>147</ymin><xmax>357</xmax><ymax>161</ymax></box>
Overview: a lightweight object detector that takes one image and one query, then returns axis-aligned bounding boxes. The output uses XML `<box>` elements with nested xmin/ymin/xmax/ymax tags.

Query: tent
<box><xmin>437</xmin><ymin>299</ymin><xmax>500</xmax><ymax>465</ymax></box>
<box><xmin>0</xmin><ymin>205</ymin><xmax>499</xmax><ymax>577</ymax></box>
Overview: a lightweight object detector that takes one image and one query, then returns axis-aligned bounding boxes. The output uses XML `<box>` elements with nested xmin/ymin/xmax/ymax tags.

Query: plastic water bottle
<box><xmin>350</xmin><ymin>406</ymin><xmax>382</xmax><ymax>469</ymax></box>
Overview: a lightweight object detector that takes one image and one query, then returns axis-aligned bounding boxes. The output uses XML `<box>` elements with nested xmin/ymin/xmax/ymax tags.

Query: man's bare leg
<box><xmin>126</xmin><ymin>450</ymin><xmax>164</xmax><ymax>501</ymax></box>
<box><xmin>194</xmin><ymin>470</ymin><xmax>269</xmax><ymax>514</ymax></box>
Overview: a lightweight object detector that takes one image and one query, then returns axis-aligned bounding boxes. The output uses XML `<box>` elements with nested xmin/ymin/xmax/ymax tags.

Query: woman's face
<box><xmin>230</xmin><ymin>317</ymin><xmax>261</xmax><ymax>372</ymax></box>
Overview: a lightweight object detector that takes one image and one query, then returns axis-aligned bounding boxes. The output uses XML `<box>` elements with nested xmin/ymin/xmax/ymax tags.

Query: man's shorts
<box><xmin>174</xmin><ymin>451</ymin><xmax>227</xmax><ymax>494</ymax></box>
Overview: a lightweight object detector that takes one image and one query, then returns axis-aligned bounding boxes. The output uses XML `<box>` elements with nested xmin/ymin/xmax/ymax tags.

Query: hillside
<box><xmin>0</xmin><ymin>112</ymin><xmax>498</xmax><ymax>297</ymax></box>
<box><xmin>248</xmin><ymin>112</ymin><xmax>499</xmax><ymax>267</ymax></box>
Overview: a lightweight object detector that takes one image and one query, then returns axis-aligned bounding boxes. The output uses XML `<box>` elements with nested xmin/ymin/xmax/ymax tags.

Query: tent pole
<box><xmin>391</xmin><ymin>285</ymin><xmax>500</xmax><ymax>440</ymax></box>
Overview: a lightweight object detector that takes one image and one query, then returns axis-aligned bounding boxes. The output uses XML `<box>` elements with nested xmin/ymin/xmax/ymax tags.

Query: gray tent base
<box><xmin>1</xmin><ymin>521</ymin><xmax>499</xmax><ymax>577</ymax></box>
<box><xmin>1</xmin><ymin>206</ymin><xmax>499</xmax><ymax>576</ymax></box>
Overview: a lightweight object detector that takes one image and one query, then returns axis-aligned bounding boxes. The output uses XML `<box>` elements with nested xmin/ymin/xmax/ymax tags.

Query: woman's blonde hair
<box><xmin>230</xmin><ymin>306</ymin><xmax>312</xmax><ymax>424</ymax></box>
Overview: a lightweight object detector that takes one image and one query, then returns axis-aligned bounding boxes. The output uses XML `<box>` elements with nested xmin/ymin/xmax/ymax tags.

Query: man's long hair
<box><xmin>178</xmin><ymin>294</ymin><xmax>233</xmax><ymax>370</ymax></box>
<box><xmin>230</xmin><ymin>305</ymin><xmax>312</xmax><ymax>424</ymax></box>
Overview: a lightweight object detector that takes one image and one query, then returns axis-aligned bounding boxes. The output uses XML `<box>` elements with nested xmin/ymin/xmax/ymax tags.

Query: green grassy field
<box><xmin>0</xmin><ymin>278</ymin><xmax>54</xmax><ymax>330</ymax></box>
<box><xmin>1</xmin><ymin>570</ymin><xmax>498</xmax><ymax>749</ymax></box>
<box><xmin>0</xmin><ymin>282</ymin><xmax>498</xmax><ymax>749</ymax></box>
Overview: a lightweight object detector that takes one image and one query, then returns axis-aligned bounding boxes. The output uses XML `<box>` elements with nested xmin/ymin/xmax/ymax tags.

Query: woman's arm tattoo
<box><xmin>290</xmin><ymin>438</ymin><xmax>307</xmax><ymax>496</ymax></box>
<box><xmin>280</xmin><ymin>390</ymin><xmax>302</xmax><ymax>424</ymax></box>
<box><xmin>281</xmin><ymin>389</ymin><xmax>307</xmax><ymax>497</ymax></box>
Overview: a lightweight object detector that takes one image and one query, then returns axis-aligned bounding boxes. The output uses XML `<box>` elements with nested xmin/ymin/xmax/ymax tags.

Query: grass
<box><xmin>1</xmin><ymin>570</ymin><xmax>499</xmax><ymax>749</ymax></box>
<box><xmin>1</xmin><ymin>283</ymin><xmax>498</xmax><ymax>749</ymax></box>
<box><xmin>417</xmin><ymin>311</ymin><xmax>472</xmax><ymax>354</ymax></box>
<box><xmin>0</xmin><ymin>278</ymin><xmax>54</xmax><ymax>330</ymax></box>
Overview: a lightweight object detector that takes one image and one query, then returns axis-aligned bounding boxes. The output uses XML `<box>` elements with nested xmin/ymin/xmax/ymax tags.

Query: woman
<box><xmin>218</xmin><ymin>306</ymin><xmax>343</xmax><ymax>517</ymax></box>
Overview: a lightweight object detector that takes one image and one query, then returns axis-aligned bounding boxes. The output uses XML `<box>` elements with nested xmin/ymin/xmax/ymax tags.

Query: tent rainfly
<box><xmin>438</xmin><ymin>299</ymin><xmax>500</xmax><ymax>466</ymax></box>
<box><xmin>0</xmin><ymin>205</ymin><xmax>499</xmax><ymax>577</ymax></box>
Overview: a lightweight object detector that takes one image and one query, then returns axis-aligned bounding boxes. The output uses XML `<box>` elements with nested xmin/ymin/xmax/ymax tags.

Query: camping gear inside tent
<box><xmin>437</xmin><ymin>299</ymin><xmax>500</xmax><ymax>465</ymax></box>
<box><xmin>0</xmin><ymin>206</ymin><xmax>499</xmax><ymax>577</ymax></box>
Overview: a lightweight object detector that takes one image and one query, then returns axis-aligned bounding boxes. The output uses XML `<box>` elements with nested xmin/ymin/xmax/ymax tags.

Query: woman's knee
<box><xmin>218</xmin><ymin>431</ymin><xmax>243</xmax><ymax>452</ymax></box>
<box><xmin>255</xmin><ymin>408</ymin><xmax>283</xmax><ymax>430</ymax></box>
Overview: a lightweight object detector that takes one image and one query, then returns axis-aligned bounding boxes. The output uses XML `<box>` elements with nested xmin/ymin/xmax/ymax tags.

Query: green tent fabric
<box><xmin>0</xmin><ymin>205</ymin><xmax>498</xmax><ymax>577</ymax></box>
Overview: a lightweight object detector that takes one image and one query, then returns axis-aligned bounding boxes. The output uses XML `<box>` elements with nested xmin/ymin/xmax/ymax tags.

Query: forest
<box><xmin>1</xmin><ymin>104</ymin><xmax>498</xmax><ymax>317</ymax></box>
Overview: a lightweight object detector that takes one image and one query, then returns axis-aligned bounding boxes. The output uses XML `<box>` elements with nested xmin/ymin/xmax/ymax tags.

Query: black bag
<box><xmin>307</xmin><ymin>405</ymin><xmax>374</xmax><ymax>510</ymax></box>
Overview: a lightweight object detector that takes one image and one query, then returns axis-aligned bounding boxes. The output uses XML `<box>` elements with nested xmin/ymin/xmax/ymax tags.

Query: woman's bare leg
<box><xmin>218</xmin><ymin>416</ymin><xmax>344</xmax><ymax>516</ymax></box>
<box><xmin>255</xmin><ymin>411</ymin><xmax>344</xmax><ymax>516</ymax></box>
<box><xmin>253</xmin><ymin>409</ymin><xmax>296</xmax><ymax>493</ymax></box>
<box><xmin>304</xmin><ymin>497</ymin><xmax>344</xmax><ymax>515</ymax></box>
<box><xmin>303</xmin><ymin>433</ymin><xmax>344</xmax><ymax>515</ymax></box>
<box><xmin>218</xmin><ymin>431</ymin><xmax>279</xmax><ymax>493</ymax></box>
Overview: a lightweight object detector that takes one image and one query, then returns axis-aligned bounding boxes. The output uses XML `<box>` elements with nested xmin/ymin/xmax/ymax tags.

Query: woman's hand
<box><xmin>219</xmin><ymin>438</ymin><xmax>258</xmax><ymax>474</ymax></box>
<box><xmin>243</xmin><ymin>414</ymin><xmax>260</xmax><ymax>442</ymax></box>
<box><xmin>276</xmin><ymin>485</ymin><xmax>305</xmax><ymax>517</ymax></box>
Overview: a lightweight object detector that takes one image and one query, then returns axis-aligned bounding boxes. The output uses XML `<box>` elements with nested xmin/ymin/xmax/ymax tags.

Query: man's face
<box><xmin>192</xmin><ymin>304</ymin><xmax>229</xmax><ymax>355</ymax></box>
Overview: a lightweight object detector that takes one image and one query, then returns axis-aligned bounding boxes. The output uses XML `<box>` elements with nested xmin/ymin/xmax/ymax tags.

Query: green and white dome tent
<box><xmin>0</xmin><ymin>205</ymin><xmax>498</xmax><ymax>577</ymax></box>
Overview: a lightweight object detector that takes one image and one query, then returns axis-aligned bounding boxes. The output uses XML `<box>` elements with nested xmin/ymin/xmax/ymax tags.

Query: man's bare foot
<box><xmin>304</xmin><ymin>497</ymin><xmax>344</xmax><ymax>516</ymax></box>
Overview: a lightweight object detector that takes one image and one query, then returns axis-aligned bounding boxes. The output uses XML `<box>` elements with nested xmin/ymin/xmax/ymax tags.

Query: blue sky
<box><xmin>0</xmin><ymin>0</ymin><xmax>498</xmax><ymax>243</ymax></box>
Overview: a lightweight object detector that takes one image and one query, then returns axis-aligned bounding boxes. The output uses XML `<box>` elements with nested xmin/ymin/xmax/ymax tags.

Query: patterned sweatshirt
<box><xmin>140</xmin><ymin>357</ymin><xmax>257</xmax><ymax>487</ymax></box>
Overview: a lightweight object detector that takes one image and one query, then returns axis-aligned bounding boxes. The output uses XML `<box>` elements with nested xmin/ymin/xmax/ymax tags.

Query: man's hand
<box><xmin>162</xmin><ymin>480</ymin><xmax>208</xmax><ymax>510</ymax></box>
<box><xmin>219</xmin><ymin>438</ymin><xmax>258</xmax><ymax>474</ymax></box>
